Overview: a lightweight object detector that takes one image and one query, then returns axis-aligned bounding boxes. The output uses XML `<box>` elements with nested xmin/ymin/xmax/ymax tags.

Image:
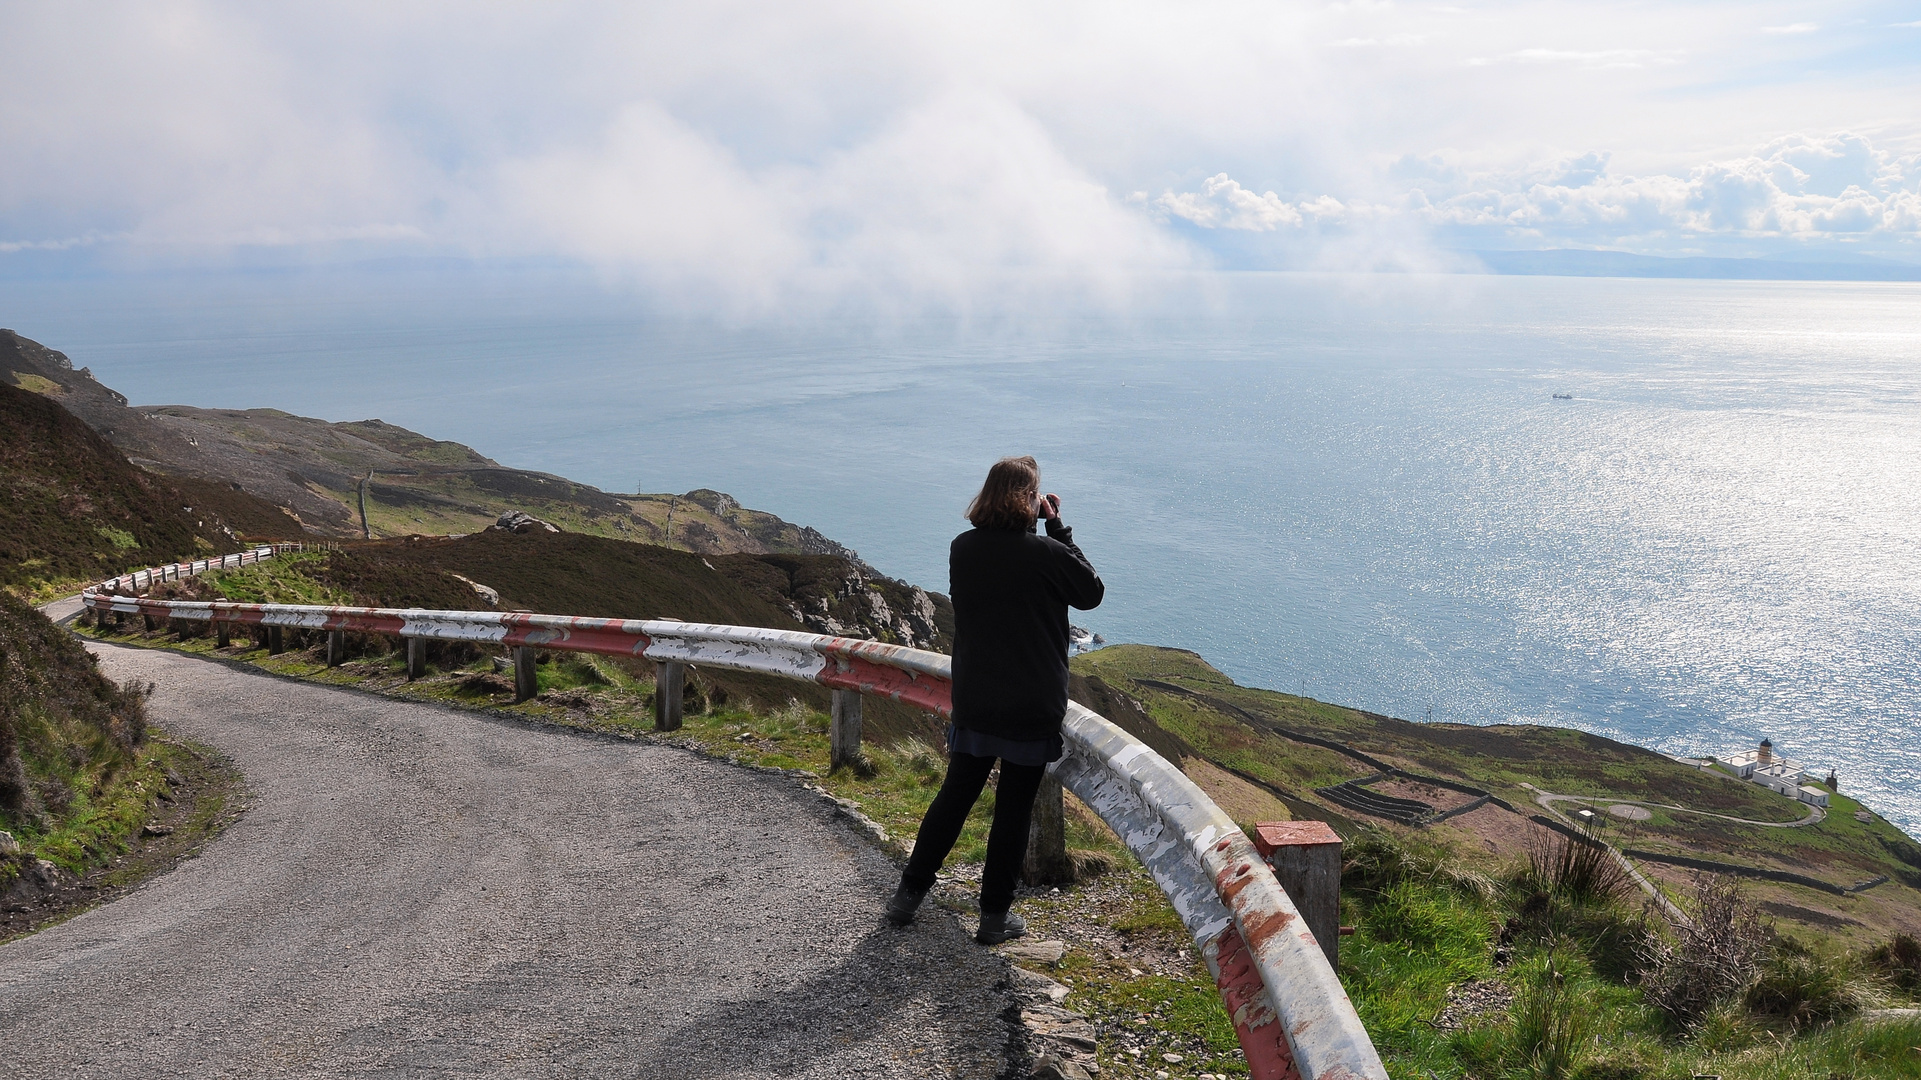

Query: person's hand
<box><xmin>1039</xmin><ymin>493</ymin><xmax>1061</xmax><ymax>521</ymax></box>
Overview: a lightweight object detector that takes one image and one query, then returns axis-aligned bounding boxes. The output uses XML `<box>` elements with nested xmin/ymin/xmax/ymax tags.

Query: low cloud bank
<box><xmin>1150</xmin><ymin>133</ymin><xmax>1921</xmax><ymax>264</ymax></box>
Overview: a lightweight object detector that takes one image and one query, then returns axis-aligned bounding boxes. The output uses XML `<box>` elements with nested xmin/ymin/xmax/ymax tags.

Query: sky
<box><xmin>3</xmin><ymin>1</ymin><xmax>1919</xmax><ymax>309</ymax></box>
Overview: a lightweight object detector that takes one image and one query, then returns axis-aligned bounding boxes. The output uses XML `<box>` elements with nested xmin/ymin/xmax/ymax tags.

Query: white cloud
<box><xmin>1399</xmin><ymin>133</ymin><xmax>1921</xmax><ymax>248</ymax></box>
<box><xmin>1151</xmin><ymin>133</ymin><xmax>1921</xmax><ymax>257</ymax></box>
<box><xmin>1761</xmin><ymin>22</ymin><xmax>1820</xmax><ymax>34</ymax></box>
<box><xmin>1470</xmin><ymin>48</ymin><xmax>1682</xmax><ymax>69</ymax></box>
<box><xmin>1150</xmin><ymin>175</ymin><xmax>1309</xmax><ymax>230</ymax></box>
<box><xmin>1329</xmin><ymin>35</ymin><xmax>1427</xmax><ymax>47</ymax></box>
<box><xmin>0</xmin><ymin>1</ymin><xmax>1917</xmax><ymax>305</ymax></box>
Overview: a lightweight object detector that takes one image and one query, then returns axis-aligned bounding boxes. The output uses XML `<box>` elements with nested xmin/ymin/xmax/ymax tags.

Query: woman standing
<box><xmin>886</xmin><ymin>456</ymin><xmax>1105</xmax><ymax>944</ymax></box>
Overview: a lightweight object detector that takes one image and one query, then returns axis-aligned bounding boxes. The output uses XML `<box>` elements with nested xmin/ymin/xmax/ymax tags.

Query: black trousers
<box><xmin>901</xmin><ymin>751</ymin><xmax>1048</xmax><ymax>914</ymax></box>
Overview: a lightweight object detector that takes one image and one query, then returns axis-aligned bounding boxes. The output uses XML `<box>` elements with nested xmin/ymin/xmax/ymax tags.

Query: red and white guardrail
<box><xmin>82</xmin><ymin>549</ymin><xmax>1386</xmax><ymax>1080</ymax></box>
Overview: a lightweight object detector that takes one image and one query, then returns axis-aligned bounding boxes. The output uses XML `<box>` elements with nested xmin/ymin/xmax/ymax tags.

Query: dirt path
<box><xmin>1523</xmin><ymin>783</ymin><xmax>1825</xmax><ymax>926</ymax></box>
<box><xmin>0</xmin><ymin>643</ymin><xmax>1016</xmax><ymax>1079</ymax></box>
<box><xmin>1531</xmin><ymin>789</ymin><xmax>1824</xmax><ymax>828</ymax></box>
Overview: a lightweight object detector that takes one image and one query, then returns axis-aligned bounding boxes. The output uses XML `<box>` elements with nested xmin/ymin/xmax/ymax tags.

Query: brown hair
<box><xmin>966</xmin><ymin>456</ymin><xmax>1040</xmax><ymax>531</ymax></box>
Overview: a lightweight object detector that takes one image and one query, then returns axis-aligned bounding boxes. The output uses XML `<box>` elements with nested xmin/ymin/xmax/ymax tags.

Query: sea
<box><xmin>6</xmin><ymin>267</ymin><xmax>1918</xmax><ymax>837</ymax></box>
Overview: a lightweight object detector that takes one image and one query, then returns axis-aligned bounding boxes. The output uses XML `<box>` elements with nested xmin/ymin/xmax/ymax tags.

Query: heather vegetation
<box><xmin>0</xmin><ymin>592</ymin><xmax>169</xmax><ymax>895</ymax></box>
<box><xmin>0</xmin><ymin>383</ymin><xmax>298</xmax><ymax>601</ymax></box>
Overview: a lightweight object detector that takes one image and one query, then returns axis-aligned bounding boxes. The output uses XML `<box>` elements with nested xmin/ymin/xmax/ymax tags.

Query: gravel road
<box><xmin>0</xmin><ymin>642</ymin><xmax>1017</xmax><ymax>1079</ymax></box>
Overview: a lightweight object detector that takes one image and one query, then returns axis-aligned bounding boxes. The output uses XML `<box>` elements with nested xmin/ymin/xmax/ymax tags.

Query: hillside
<box><xmin>1074</xmin><ymin>644</ymin><xmax>1921</xmax><ymax>946</ymax></box>
<box><xmin>3</xmin><ymin>329</ymin><xmax>867</xmax><ymax>558</ymax></box>
<box><xmin>305</xmin><ymin>530</ymin><xmax>952</xmax><ymax>650</ymax></box>
<box><xmin>0</xmin><ymin>381</ymin><xmax>303</xmax><ymax>599</ymax></box>
<box><xmin>142</xmin><ymin>530</ymin><xmax>953</xmax><ymax>745</ymax></box>
<box><xmin>0</xmin><ymin>591</ymin><xmax>204</xmax><ymax>938</ymax></box>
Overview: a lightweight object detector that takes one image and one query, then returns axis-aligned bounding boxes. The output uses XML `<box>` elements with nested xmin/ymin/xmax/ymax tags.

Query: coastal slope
<box><xmin>0</xmin><ymin>380</ymin><xmax>303</xmax><ymax>598</ymax></box>
<box><xmin>3</xmin><ymin>328</ymin><xmax>870</xmax><ymax>559</ymax></box>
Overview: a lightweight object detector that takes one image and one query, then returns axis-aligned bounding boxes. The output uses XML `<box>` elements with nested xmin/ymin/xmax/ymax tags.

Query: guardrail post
<box><xmin>1254</xmin><ymin>821</ymin><xmax>1344</xmax><ymax>968</ymax></box>
<box><xmin>654</xmin><ymin>661</ymin><xmax>685</xmax><ymax>731</ymax></box>
<box><xmin>216</xmin><ymin>621</ymin><xmax>230</xmax><ymax>648</ymax></box>
<box><xmin>268</xmin><ymin>626</ymin><xmax>284</xmax><ymax>655</ymax></box>
<box><xmin>830</xmin><ymin>689</ymin><xmax>862</xmax><ymax>769</ymax></box>
<box><xmin>142</xmin><ymin>614</ymin><xmax>156</xmax><ymax>633</ymax></box>
<box><xmin>1024</xmin><ymin>773</ymin><xmax>1073</xmax><ymax>886</ymax></box>
<box><xmin>512</xmin><ymin>646</ymin><xmax>537</xmax><ymax>702</ymax></box>
<box><xmin>327</xmin><ymin>630</ymin><xmax>346</xmax><ymax>667</ymax></box>
<box><xmin>406</xmin><ymin>636</ymin><xmax>425</xmax><ymax>680</ymax></box>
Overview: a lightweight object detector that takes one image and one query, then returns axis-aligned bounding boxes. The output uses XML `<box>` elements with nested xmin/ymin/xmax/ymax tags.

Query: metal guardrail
<box><xmin>81</xmin><ymin>549</ymin><xmax>1386</xmax><ymax>1080</ymax></box>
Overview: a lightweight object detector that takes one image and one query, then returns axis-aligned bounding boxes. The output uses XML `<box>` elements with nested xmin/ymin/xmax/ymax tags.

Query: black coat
<box><xmin>948</xmin><ymin>518</ymin><xmax>1104</xmax><ymax>741</ymax></box>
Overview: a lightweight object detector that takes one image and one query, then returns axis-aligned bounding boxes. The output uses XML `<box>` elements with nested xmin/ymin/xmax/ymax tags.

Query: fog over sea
<box><xmin>8</xmin><ymin>269</ymin><xmax>1919</xmax><ymax>837</ymax></box>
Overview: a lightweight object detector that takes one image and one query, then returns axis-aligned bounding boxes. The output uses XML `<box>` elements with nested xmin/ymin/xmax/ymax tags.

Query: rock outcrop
<box><xmin>491</xmin><ymin>510</ymin><xmax>560</xmax><ymax>535</ymax></box>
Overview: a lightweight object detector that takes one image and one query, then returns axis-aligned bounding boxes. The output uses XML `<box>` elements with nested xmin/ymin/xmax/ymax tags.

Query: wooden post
<box><xmin>268</xmin><ymin>625</ymin><xmax>284</xmax><ymax>655</ymax></box>
<box><xmin>327</xmin><ymin>630</ymin><xmax>346</xmax><ymax>666</ymax></box>
<box><xmin>216</xmin><ymin>621</ymin><xmax>231</xmax><ymax>648</ymax></box>
<box><xmin>512</xmin><ymin>646</ymin><xmax>538</xmax><ymax>702</ymax></box>
<box><xmin>654</xmin><ymin>661</ymin><xmax>685</xmax><ymax>731</ymax></box>
<box><xmin>1024</xmin><ymin>772</ymin><xmax>1074</xmax><ymax>887</ymax></box>
<box><xmin>406</xmin><ymin>637</ymin><xmax>426</xmax><ymax>680</ymax></box>
<box><xmin>830</xmin><ymin>689</ymin><xmax>863</xmax><ymax>770</ymax></box>
<box><xmin>1254</xmin><ymin>821</ymin><xmax>1344</xmax><ymax>969</ymax></box>
<box><xmin>142</xmin><ymin>614</ymin><xmax>156</xmax><ymax>633</ymax></box>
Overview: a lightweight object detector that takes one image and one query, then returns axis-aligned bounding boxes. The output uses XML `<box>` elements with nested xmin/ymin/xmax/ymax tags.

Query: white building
<box><xmin>1723</xmin><ymin>739</ymin><xmax>1829</xmax><ymax>807</ymax></box>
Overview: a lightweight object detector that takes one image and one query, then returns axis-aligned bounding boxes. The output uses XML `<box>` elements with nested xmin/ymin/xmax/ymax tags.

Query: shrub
<box><xmin>1344</xmin><ymin>825</ymin><xmax>1496</xmax><ymax>904</ymax></box>
<box><xmin>1687</xmin><ymin>999</ymin><xmax>1763</xmax><ymax>1053</ymax></box>
<box><xmin>1744</xmin><ymin>942</ymin><xmax>1880</xmax><ymax>1029</ymax></box>
<box><xmin>1636</xmin><ymin>876</ymin><xmax>1769</xmax><ymax>1029</ymax></box>
<box><xmin>1865</xmin><ymin>933</ymin><xmax>1921</xmax><ymax>995</ymax></box>
<box><xmin>1509</xmin><ymin>955</ymin><xmax>1590</xmax><ymax>1080</ymax></box>
<box><xmin>1449</xmin><ymin>954</ymin><xmax>1594</xmax><ymax>1080</ymax></box>
<box><xmin>1526</xmin><ymin>829</ymin><xmax>1629</xmax><ymax>905</ymax></box>
<box><xmin>1501</xmin><ymin>832</ymin><xmax>1646</xmax><ymax>981</ymax></box>
<box><xmin>1500</xmin><ymin>887</ymin><xmax>1650</xmax><ymax>984</ymax></box>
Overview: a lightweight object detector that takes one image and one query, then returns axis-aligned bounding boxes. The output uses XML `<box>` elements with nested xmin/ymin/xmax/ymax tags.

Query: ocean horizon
<box><xmin>7</xmin><ymin>267</ymin><xmax>1919</xmax><ymax>838</ymax></box>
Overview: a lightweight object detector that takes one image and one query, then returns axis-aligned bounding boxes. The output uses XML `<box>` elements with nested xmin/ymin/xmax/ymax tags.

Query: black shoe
<box><xmin>885</xmin><ymin>882</ymin><xmax>928</xmax><ymax>926</ymax></box>
<box><xmin>975</xmin><ymin>909</ymin><xmax>1027</xmax><ymax>945</ymax></box>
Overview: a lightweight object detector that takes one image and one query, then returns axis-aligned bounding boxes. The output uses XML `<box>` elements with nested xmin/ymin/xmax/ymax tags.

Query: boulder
<box><xmin>492</xmin><ymin>510</ymin><xmax>560</xmax><ymax>534</ymax></box>
<box><xmin>1010</xmin><ymin>966</ymin><xmax>1071</xmax><ymax>1004</ymax></box>
<box><xmin>1029</xmin><ymin>1053</ymin><xmax>1093</xmax><ymax>1080</ymax></box>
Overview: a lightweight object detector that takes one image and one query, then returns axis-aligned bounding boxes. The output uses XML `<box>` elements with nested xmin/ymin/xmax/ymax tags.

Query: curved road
<box><xmin>0</xmin><ymin>643</ymin><xmax>1015</xmax><ymax>1079</ymax></box>
<box><xmin>1530</xmin><ymin>789</ymin><xmax>1824</xmax><ymax>828</ymax></box>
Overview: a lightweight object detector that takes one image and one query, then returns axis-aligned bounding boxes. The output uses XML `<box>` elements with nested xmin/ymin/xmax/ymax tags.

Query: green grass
<box><xmin>2</xmin><ymin>590</ymin><xmax>168</xmax><ymax>884</ymax></box>
<box><xmin>18</xmin><ymin>740</ymin><xmax>203</xmax><ymax>874</ymax></box>
<box><xmin>200</xmin><ymin>551</ymin><xmax>351</xmax><ymax>606</ymax></box>
<box><xmin>95</xmin><ymin>526</ymin><xmax>140</xmax><ymax>551</ymax></box>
